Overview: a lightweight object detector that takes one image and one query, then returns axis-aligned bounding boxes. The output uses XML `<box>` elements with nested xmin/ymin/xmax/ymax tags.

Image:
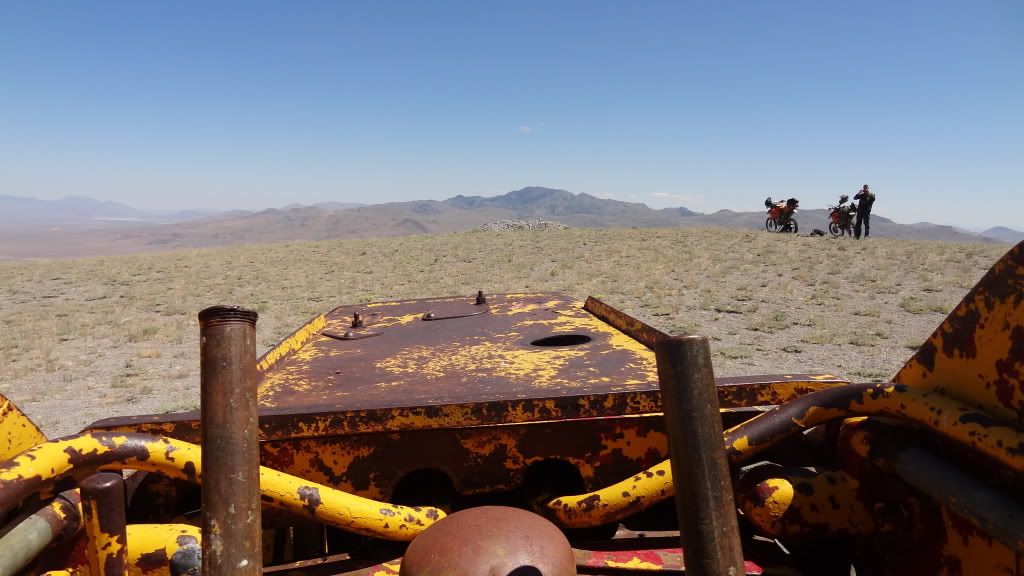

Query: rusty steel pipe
<box><xmin>655</xmin><ymin>336</ymin><xmax>745</xmax><ymax>576</ymax></box>
<box><xmin>81</xmin><ymin>473</ymin><xmax>128</xmax><ymax>576</ymax></box>
<box><xmin>199</xmin><ymin>305</ymin><xmax>261</xmax><ymax>576</ymax></box>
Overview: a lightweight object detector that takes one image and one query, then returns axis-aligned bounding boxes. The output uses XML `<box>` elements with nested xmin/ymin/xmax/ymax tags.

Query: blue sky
<box><xmin>2</xmin><ymin>1</ymin><xmax>1021</xmax><ymax>229</ymax></box>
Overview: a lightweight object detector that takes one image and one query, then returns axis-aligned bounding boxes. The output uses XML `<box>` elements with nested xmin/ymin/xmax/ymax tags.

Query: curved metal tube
<box><xmin>734</xmin><ymin>464</ymin><xmax>877</xmax><ymax>538</ymax></box>
<box><xmin>547</xmin><ymin>383</ymin><xmax>1024</xmax><ymax>527</ymax></box>
<box><xmin>0</xmin><ymin>432</ymin><xmax>445</xmax><ymax>541</ymax></box>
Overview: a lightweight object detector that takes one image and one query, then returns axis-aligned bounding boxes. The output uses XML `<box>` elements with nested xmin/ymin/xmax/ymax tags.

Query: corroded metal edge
<box><xmin>83</xmin><ymin>375</ymin><xmax>848</xmax><ymax>442</ymax></box>
<box><xmin>584</xmin><ymin>296</ymin><xmax>668</xmax><ymax>350</ymax></box>
<box><xmin>256</xmin><ymin>313</ymin><xmax>327</xmax><ymax>374</ymax></box>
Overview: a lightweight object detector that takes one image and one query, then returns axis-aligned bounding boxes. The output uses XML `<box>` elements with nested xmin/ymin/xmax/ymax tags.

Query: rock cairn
<box><xmin>476</xmin><ymin>219</ymin><xmax>568</xmax><ymax>232</ymax></box>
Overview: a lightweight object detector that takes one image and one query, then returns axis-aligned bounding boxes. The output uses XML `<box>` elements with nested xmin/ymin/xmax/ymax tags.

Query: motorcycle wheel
<box><xmin>781</xmin><ymin>218</ymin><xmax>798</xmax><ymax>234</ymax></box>
<box><xmin>765</xmin><ymin>217</ymin><xmax>778</xmax><ymax>232</ymax></box>
<box><xmin>829</xmin><ymin>222</ymin><xmax>841</xmax><ymax>236</ymax></box>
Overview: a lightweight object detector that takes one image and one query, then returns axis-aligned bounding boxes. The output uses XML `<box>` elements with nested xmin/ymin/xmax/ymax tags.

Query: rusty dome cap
<box><xmin>400</xmin><ymin>506</ymin><xmax>576</xmax><ymax>576</ymax></box>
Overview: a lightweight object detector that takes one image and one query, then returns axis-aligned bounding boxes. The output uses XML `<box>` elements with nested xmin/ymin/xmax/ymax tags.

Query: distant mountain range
<box><xmin>0</xmin><ymin>188</ymin><xmax>1016</xmax><ymax>259</ymax></box>
<box><xmin>0</xmin><ymin>194</ymin><xmax>216</xmax><ymax>226</ymax></box>
<box><xmin>978</xmin><ymin>226</ymin><xmax>1024</xmax><ymax>244</ymax></box>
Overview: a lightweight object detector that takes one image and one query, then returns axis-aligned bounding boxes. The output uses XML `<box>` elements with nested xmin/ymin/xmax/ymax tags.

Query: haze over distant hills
<box><xmin>979</xmin><ymin>226</ymin><xmax>1024</xmax><ymax>244</ymax></box>
<box><xmin>0</xmin><ymin>187</ymin><xmax>1014</xmax><ymax>259</ymax></box>
<box><xmin>0</xmin><ymin>194</ymin><xmax>216</xmax><ymax>226</ymax></box>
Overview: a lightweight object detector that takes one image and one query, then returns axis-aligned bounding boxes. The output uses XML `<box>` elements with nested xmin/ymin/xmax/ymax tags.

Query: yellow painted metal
<box><xmin>81</xmin><ymin>484</ymin><xmax>127</xmax><ymax>576</ymax></box>
<box><xmin>0</xmin><ymin>433</ymin><xmax>444</xmax><ymax>541</ymax></box>
<box><xmin>736</xmin><ymin>468</ymin><xmax>876</xmax><ymax>537</ymax></box>
<box><xmin>257</xmin><ymin>313</ymin><xmax>327</xmax><ymax>374</ymax></box>
<box><xmin>34</xmin><ymin>525</ymin><xmax>199</xmax><ymax>576</ymax></box>
<box><xmin>0</xmin><ymin>394</ymin><xmax>47</xmax><ymax>461</ymax></box>
<box><xmin>126</xmin><ymin>524</ymin><xmax>200</xmax><ymax>575</ymax></box>
<box><xmin>931</xmin><ymin>507</ymin><xmax>1022</xmax><ymax>576</ymax></box>
<box><xmin>895</xmin><ymin>241</ymin><xmax>1024</xmax><ymax>424</ymax></box>
<box><xmin>547</xmin><ymin>384</ymin><xmax>1024</xmax><ymax>527</ymax></box>
<box><xmin>886</xmin><ymin>243</ymin><xmax>1024</xmax><ymax>575</ymax></box>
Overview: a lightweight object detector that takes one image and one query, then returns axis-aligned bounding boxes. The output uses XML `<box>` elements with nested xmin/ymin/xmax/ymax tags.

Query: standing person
<box><xmin>854</xmin><ymin>184</ymin><xmax>876</xmax><ymax>239</ymax></box>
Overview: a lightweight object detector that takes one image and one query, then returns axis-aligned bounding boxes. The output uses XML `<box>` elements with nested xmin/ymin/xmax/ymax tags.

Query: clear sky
<box><xmin>2</xmin><ymin>1</ymin><xmax>1021</xmax><ymax>229</ymax></box>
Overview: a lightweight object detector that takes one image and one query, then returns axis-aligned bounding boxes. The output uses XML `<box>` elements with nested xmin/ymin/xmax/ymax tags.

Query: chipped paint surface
<box><xmin>36</xmin><ymin>524</ymin><xmax>200</xmax><ymax>576</ymax></box>
<box><xmin>0</xmin><ymin>394</ymin><xmax>47</xmax><ymax>460</ymax></box>
<box><xmin>895</xmin><ymin>241</ymin><xmax>1024</xmax><ymax>423</ymax></box>
<box><xmin>81</xmin><ymin>475</ymin><xmax>128</xmax><ymax>576</ymax></box>
<box><xmin>838</xmin><ymin>413</ymin><xmax>1024</xmax><ymax>575</ymax></box>
<box><xmin>256</xmin><ymin>313</ymin><xmax>327</xmax><ymax>373</ymax></box>
<box><xmin>0</xmin><ymin>432</ymin><xmax>444</xmax><ymax>541</ymax></box>
<box><xmin>736</xmin><ymin>466</ymin><xmax>875</xmax><ymax>537</ymax></box>
<box><xmin>549</xmin><ymin>383</ymin><xmax>1024</xmax><ymax>527</ymax></box>
<box><xmin>255</xmin><ymin>293</ymin><xmax>659</xmax><ymax>413</ymax></box>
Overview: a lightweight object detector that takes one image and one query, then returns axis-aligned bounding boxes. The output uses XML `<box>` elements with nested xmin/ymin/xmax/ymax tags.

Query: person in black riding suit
<box><xmin>854</xmin><ymin>184</ymin><xmax>876</xmax><ymax>239</ymax></box>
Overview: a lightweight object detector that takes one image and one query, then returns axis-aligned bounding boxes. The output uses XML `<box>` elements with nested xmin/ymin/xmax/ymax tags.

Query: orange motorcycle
<box><xmin>828</xmin><ymin>194</ymin><xmax>857</xmax><ymax>236</ymax></box>
<box><xmin>764</xmin><ymin>197</ymin><xmax>799</xmax><ymax>233</ymax></box>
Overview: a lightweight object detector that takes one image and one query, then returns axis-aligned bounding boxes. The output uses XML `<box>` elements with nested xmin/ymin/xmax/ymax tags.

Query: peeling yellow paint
<box><xmin>256</xmin><ymin>313</ymin><xmax>326</xmax><ymax>374</ymax></box>
<box><xmin>605</xmin><ymin>557</ymin><xmax>662</xmax><ymax>569</ymax></box>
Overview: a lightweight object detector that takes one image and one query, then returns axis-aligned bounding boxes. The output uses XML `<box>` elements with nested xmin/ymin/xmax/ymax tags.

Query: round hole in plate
<box><xmin>530</xmin><ymin>334</ymin><xmax>592</xmax><ymax>347</ymax></box>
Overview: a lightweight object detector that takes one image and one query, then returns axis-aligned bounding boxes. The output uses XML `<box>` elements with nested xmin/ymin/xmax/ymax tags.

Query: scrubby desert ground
<box><xmin>0</xmin><ymin>227</ymin><xmax>1008</xmax><ymax>437</ymax></box>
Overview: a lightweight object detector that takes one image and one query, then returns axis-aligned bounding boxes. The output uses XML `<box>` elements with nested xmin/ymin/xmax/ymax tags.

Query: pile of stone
<box><xmin>476</xmin><ymin>219</ymin><xmax>568</xmax><ymax>232</ymax></box>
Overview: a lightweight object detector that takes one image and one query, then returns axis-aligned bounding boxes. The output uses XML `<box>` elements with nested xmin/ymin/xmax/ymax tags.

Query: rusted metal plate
<box><xmin>259</xmin><ymin>293</ymin><xmax>657</xmax><ymax>411</ymax></box>
<box><xmin>87</xmin><ymin>293</ymin><xmax>847</xmax><ymax>442</ymax></box>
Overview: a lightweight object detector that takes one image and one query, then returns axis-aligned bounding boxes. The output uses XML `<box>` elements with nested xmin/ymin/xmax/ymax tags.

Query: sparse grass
<box><xmin>749</xmin><ymin>311</ymin><xmax>793</xmax><ymax>333</ymax></box>
<box><xmin>0</xmin><ymin>227</ymin><xmax>1007</xmax><ymax>437</ymax></box>
<box><xmin>847</xmin><ymin>333</ymin><xmax>879</xmax><ymax>347</ymax></box>
<box><xmin>717</xmin><ymin>345</ymin><xmax>754</xmax><ymax>360</ymax></box>
<box><xmin>850</xmin><ymin>368</ymin><xmax>891</xmax><ymax>382</ymax></box>
<box><xmin>899</xmin><ymin>296</ymin><xmax>951</xmax><ymax>315</ymax></box>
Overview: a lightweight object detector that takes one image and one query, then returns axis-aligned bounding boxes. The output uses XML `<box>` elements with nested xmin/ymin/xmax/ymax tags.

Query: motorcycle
<box><xmin>765</xmin><ymin>197</ymin><xmax>799</xmax><ymax>233</ymax></box>
<box><xmin>827</xmin><ymin>194</ymin><xmax>857</xmax><ymax>237</ymax></box>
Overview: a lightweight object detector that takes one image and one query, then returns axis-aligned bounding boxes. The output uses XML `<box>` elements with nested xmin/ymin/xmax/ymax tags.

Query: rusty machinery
<box><xmin>0</xmin><ymin>241</ymin><xmax>1023</xmax><ymax>575</ymax></box>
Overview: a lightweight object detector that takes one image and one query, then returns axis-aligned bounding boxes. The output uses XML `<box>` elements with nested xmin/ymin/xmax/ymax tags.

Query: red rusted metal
<box><xmin>655</xmin><ymin>336</ymin><xmax>745</xmax><ymax>576</ymax></box>
<box><xmin>198</xmin><ymin>305</ymin><xmax>262</xmax><ymax>576</ymax></box>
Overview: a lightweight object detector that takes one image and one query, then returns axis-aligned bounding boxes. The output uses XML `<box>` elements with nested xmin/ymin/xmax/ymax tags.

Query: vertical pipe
<box><xmin>81</xmin><ymin>473</ymin><xmax>128</xmax><ymax>576</ymax></box>
<box><xmin>199</xmin><ymin>305</ymin><xmax>262</xmax><ymax>576</ymax></box>
<box><xmin>654</xmin><ymin>336</ymin><xmax>745</xmax><ymax>576</ymax></box>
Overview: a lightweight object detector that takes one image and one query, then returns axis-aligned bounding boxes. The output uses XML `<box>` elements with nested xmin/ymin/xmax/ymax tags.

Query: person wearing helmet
<box><xmin>854</xmin><ymin>184</ymin><xmax>876</xmax><ymax>239</ymax></box>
